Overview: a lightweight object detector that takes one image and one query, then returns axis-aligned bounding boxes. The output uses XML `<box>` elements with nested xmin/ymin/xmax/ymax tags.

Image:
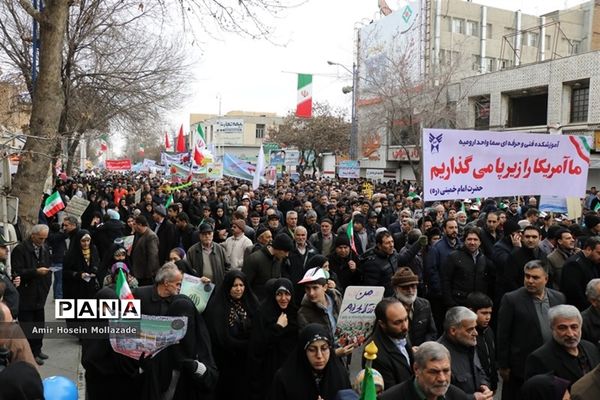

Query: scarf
<box><xmin>82</xmin><ymin>247</ymin><xmax>91</xmax><ymax>266</ymax></box>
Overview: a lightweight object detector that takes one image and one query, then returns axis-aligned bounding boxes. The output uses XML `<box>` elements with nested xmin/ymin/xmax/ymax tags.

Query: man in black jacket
<box><xmin>467</xmin><ymin>292</ymin><xmax>497</xmax><ymax>391</ymax></box>
<box><xmin>582</xmin><ymin>278</ymin><xmax>600</xmax><ymax>345</ymax></box>
<box><xmin>437</xmin><ymin>306</ymin><xmax>492</xmax><ymax>398</ymax></box>
<box><xmin>497</xmin><ymin>260</ymin><xmax>565</xmax><ymax>400</ymax></box>
<box><xmin>505</xmin><ymin>225</ymin><xmax>546</xmax><ymax>292</ymax></box>
<box><xmin>441</xmin><ymin>227</ymin><xmax>493</xmax><ymax>308</ymax></box>
<box><xmin>561</xmin><ymin>236</ymin><xmax>600</xmax><ymax>311</ymax></box>
<box><xmin>370</xmin><ymin>298</ymin><xmax>414</xmax><ymax>390</ymax></box>
<box><xmin>11</xmin><ymin>224</ymin><xmax>52</xmax><ymax>366</ymax></box>
<box><xmin>360</xmin><ymin>230</ymin><xmax>398</xmax><ymax>297</ymax></box>
<box><xmin>525</xmin><ymin>304</ymin><xmax>600</xmax><ymax>384</ymax></box>
<box><xmin>152</xmin><ymin>205</ymin><xmax>177</xmax><ymax>264</ymax></box>
<box><xmin>379</xmin><ymin>341</ymin><xmax>472</xmax><ymax>400</ymax></box>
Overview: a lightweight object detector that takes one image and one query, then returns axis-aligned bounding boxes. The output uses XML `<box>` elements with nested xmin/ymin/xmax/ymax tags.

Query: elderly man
<box><xmin>379</xmin><ymin>341</ymin><xmax>472</xmax><ymax>400</ymax></box>
<box><xmin>525</xmin><ymin>304</ymin><xmax>600</xmax><ymax>383</ymax></box>
<box><xmin>133</xmin><ymin>262</ymin><xmax>183</xmax><ymax>315</ymax></box>
<box><xmin>392</xmin><ymin>267</ymin><xmax>437</xmax><ymax>346</ymax></box>
<box><xmin>11</xmin><ymin>224</ymin><xmax>52</xmax><ymax>366</ymax></box>
<box><xmin>497</xmin><ymin>260</ymin><xmax>565</xmax><ymax>399</ymax></box>
<box><xmin>437</xmin><ymin>307</ymin><xmax>493</xmax><ymax>399</ymax></box>
<box><xmin>186</xmin><ymin>223</ymin><xmax>229</xmax><ymax>287</ymax></box>
<box><xmin>582</xmin><ymin>278</ymin><xmax>600</xmax><ymax>344</ymax></box>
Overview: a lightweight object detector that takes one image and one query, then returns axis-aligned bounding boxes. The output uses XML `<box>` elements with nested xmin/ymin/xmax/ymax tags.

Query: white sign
<box><xmin>366</xmin><ymin>169</ymin><xmax>384</xmax><ymax>180</ymax></box>
<box><xmin>335</xmin><ymin>286</ymin><xmax>385</xmax><ymax>347</ymax></box>
<box><xmin>214</xmin><ymin>119</ymin><xmax>244</xmax><ymax>145</ymax></box>
<box><xmin>423</xmin><ymin>129</ymin><xmax>591</xmax><ymax>200</ymax></box>
<box><xmin>64</xmin><ymin>197</ymin><xmax>90</xmax><ymax>221</ymax></box>
<box><xmin>338</xmin><ymin>160</ymin><xmax>360</xmax><ymax>179</ymax></box>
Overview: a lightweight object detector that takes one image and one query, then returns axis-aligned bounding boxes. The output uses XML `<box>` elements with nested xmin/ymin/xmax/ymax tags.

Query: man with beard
<box><xmin>379</xmin><ymin>341</ymin><xmax>472</xmax><ymax>400</ymax></box>
<box><xmin>561</xmin><ymin>237</ymin><xmax>600</xmax><ymax>311</ymax></box>
<box><xmin>392</xmin><ymin>267</ymin><xmax>437</xmax><ymax>346</ymax></box>
<box><xmin>525</xmin><ymin>305</ymin><xmax>600</xmax><ymax>383</ymax></box>
<box><xmin>327</xmin><ymin>235</ymin><xmax>361</xmax><ymax>293</ymax></box>
<box><xmin>547</xmin><ymin>228</ymin><xmax>577</xmax><ymax>290</ymax></box>
<box><xmin>505</xmin><ymin>225</ymin><xmax>546</xmax><ymax>292</ymax></box>
<box><xmin>437</xmin><ymin>307</ymin><xmax>493</xmax><ymax>399</ymax></box>
<box><xmin>370</xmin><ymin>298</ymin><xmax>414</xmax><ymax>389</ymax></box>
<box><xmin>360</xmin><ymin>231</ymin><xmax>398</xmax><ymax>297</ymax></box>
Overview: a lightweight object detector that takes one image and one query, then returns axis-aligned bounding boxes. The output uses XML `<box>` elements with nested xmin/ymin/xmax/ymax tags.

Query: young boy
<box><xmin>467</xmin><ymin>292</ymin><xmax>497</xmax><ymax>391</ymax></box>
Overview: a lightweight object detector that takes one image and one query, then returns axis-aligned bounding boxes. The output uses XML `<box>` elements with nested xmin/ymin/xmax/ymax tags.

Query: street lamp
<box><xmin>327</xmin><ymin>61</ymin><xmax>359</xmax><ymax>160</ymax></box>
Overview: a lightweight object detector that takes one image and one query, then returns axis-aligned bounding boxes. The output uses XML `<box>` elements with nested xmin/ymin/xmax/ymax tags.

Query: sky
<box><xmin>166</xmin><ymin>0</ymin><xmax>590</xmax><ymax>130</ymax></box>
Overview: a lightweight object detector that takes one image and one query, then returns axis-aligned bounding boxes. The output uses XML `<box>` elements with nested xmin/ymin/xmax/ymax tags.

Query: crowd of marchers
<box><xmin>1</xmin><ymin>172</ymin><xmax>600</xmax><ymax>400</ymax></box>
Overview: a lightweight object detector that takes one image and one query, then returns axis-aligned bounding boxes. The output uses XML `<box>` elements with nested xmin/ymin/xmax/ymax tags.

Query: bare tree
<box><xmin>358</xmin><ymin>27</ymin><xmax>476</xmax><ymax>186</ymax></box>
<box><xmin>269</xmin><ymin>102</ymin><xmax>350</xmax><ymax>178</ymax></box>
<box><xmin>3</xmin><ymin>0</ymin><xmax>288</xmax><ymax>228</ymax></box>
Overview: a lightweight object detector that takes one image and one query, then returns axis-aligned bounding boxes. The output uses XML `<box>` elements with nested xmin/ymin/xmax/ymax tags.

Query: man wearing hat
<box><xmin>328</xmin><ymin>235</ymin><xmax>361</xmax><ymax>293</ymax></box>
<box><xmin>186</xmin><ymin>223</ymin><xmax>229</xmax><ymax>287</ymax></box>
<box><xmin>152</xmin><ymin>204</ymin><xmax>177</xmax><ymax>265</ymax></box>
<box><xmin>243</xmin><ymin>233</ymin><xmax>294</xmax><ymax>302</ymax></box>
<box><xmin>223</xmin><ymin>219</ymin><xmax>253</xmax><ymax>269</ymax></box>
<box><xmin>392</xmin><ymin>267</ymin><xmax>437</xmax><ymax>346</ymax></box>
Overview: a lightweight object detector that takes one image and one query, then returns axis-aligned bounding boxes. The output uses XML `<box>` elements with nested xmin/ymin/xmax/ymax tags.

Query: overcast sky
<box><xmin>167</xmin><ymin>0</ymin><xmax>589</xmax><ymax>130</ymax></box>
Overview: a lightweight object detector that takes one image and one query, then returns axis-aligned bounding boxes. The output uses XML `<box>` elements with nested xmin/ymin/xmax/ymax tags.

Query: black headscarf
<box><xmin>63</xmin><ymin>229</ymin><xmax>100</xmax><ymax>299</ymax></box>
<box><xmin>519</xmin><ymin>373</ymin><xmax>571</xmax><ymax>400</ymax></box>
<box><xmin>269</xmin><ymin>323</ymin><xmax>351</xmax><ymax>400</ymax></box>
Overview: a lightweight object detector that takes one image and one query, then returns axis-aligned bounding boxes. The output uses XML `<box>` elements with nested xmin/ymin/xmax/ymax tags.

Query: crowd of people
<box><xmin>1</xmin><ymin>171</ymin><xmax>600</xmax><ymax>399</ymax></box>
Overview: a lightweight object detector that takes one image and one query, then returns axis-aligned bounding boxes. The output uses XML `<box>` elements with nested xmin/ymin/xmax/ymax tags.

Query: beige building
<box><xmin>189</xmin><ymin>110</ymin><xmax>283</xmax><ymax>160</ymax></box>
<box><xmin>357</xmin><ymin>0</ymin><xmax>600</xmax><ymax>180</ymax></box>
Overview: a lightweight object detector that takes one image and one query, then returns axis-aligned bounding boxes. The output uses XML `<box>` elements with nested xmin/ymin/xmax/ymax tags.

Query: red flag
<box><xmin>176</xmin><ymin>125</ymin><xmax>186</xmax><ymax>153</ymax></box>
<box><xmin>165</xmin><ymin>131</ymin><xmax>171</xmax><ymax>150</ymax></box>
<box><xmin>194</xmin><ymin>147</ymin><xmax>205</xmax><ymax>166</ymax></box>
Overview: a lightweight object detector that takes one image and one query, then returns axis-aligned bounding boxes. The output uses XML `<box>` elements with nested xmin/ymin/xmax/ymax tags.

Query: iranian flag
<box><xmin>100</xmin><ymin>134</ymin><xmax>108</xmax><ymax>153</ymax></box>
<box><xmin>115</xmin><ymin>268</ymin><xmax>134</xmax><ymax>300</ymax></box>
<box><xmin>165</xmin><ymin>194</ymin><xmax>174</xmax><ymax>208</ymax></box>
<box><xmin>296</xmin><ymin>73</ymin><xmax>312</xmax><ymax>118</ymax></box>
<box><xmin>196</xmin><ymin>124</ymin><xmax>206</xmax><ymax>148</ymax></box>
<box><xmin>346</xmin><ymin>218</ymin><xmax>358</xmax><ymax>255</ymax></box>
<box><xmin>43</xmin><ymin>191</ymin><xmax>65</xmax><ymax>217</ymax></box>
<box><xmin>193</xmin><ymin>124</ymin><xmax>206</xmax><ymax>166</ymax></box>
<box><xmin>138</xmin><ymin>144</ymin><xmax>145</xmax><ymax>157</ymax></box>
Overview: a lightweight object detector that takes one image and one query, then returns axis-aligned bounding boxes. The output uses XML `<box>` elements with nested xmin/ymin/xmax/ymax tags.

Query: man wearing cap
<box><xmin>243</xmin><ymin>233</ymin><xmax>294</xmax><ymax>301</ymax></box>
<box><xmin>328</xmin><ymin>235</ymin><xmax>361</xmax><ymax>293</ymax></box>
<box><xmin>308</xmin><ymin>218</ymin><xmax>337</xmax><ymax>257</ymax></box>
<box><xmin>370</xmin><ymin>298</ymin><xmax>415</xmax><ymax>389</ymax></box>
<box><xmin>186</xmin><ymin>223</ymin><xmax>229</xmax><ymax>287</ymax></box>
<box><xmin>152</xmin><ymin>204</ymin><xmax>178</xmax><ymax>265</ymax></box>
<box><xmin>223</xmin><ymin>219</ymin><xmax>253</xmax><ymax>270</ymax></box>
<box><xmin>392</xmin><ymin>267</ymin><xmax>437</xmax><ymax>346</ymax></box>
<box><xmin>297</xmin><ymin>266</ymin><xmax>352</xmax><ymax>358</ymax></box>
<box><xmin>265</xmin><ymin>211</ymin><xmax>283</xmax><ymax>236</ymax></box>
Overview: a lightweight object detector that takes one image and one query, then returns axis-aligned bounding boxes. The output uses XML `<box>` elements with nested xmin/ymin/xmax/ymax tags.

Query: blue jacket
<box><xmin>425</xmin><ymin>235</ymin><xmax>462</xmax><ymax>296</ymax></box>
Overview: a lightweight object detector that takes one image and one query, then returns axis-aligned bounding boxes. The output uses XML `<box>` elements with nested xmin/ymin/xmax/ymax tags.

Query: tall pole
<box><xmin>32</xmin><ymin>0</ymin><xmax>39</xmax><ymax>86</ymax></box>
<box><xmin>350</xmin><ymin>62</ymin><xmax>358</xmax><ymax>160</ymax></box>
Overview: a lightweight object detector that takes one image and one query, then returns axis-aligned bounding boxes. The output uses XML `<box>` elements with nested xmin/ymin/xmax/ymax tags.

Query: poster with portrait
<box><xmin>335</xmin><ymin>286</ymin><xmax>385</xmax><ymax>347</ymax></box>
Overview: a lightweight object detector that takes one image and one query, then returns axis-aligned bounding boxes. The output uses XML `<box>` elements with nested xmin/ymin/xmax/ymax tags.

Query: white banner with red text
<box><xmin>423</xmin><ymin>129</ymin><xmax>591</xmax><ymax>201</ymax></box>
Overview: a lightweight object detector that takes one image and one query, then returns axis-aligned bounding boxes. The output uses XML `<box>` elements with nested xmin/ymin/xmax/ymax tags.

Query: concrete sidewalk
<box><xmin>38</xmin><ymin>287</ymin><xmax>86</xmax><ymax>399</ymax></box>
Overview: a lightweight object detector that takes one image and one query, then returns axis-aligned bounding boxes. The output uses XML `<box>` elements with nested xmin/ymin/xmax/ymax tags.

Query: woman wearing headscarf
<box><xmin>213</xmin><ymin>204</ymin><xmax>231</xmax><ymax>243</ymax></box>
<box><xmin>519</xmin><ymin>373</ymin><xmax>571</xmax><ymax>400</ymax></box>
<box><xmin>99</xmin><ymin>240</ymin><xmax>130</xmax><ymax>284</ymax></box>
<box><xmin>268</xmin><ymin>323</ymin><xmax>351</xmax><ymax>400</ymax></box>
<box><xmin>204</xmin><ymin>270</ymin><xmax>259</xmax><ymax>399</ymax></box>
<box><xmin>247</xmin><ymin>278</ymin><xmax>299</xmax><ymax>400</ymax></box>
<box><xmin>63</xmin><ymin>229</ymin><xmax>100</xmax><ymax>301</ymax></box>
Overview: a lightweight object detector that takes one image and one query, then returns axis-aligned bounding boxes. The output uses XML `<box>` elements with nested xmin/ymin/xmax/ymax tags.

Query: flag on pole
<box><xmin>43</xmin><ymin>191</ymin><xmax>65</xmax><ymax>217</ymax></box>
<box><xmin>296</xmin><ymin>73</ymin><xmax>313</xmax><ymax>118</ymax></box>
<box><xmin>165</xmin><ymin>194</ymin><xmax>174</xmax><ymax>208</ymax></box>
<box><xmin>99</xmin><ymin>134</ymin><xmax>108</xmax><ymax>153</ymax></box>
<box><xmin>115</xmin><ymin>267</ymin><xmax>134</xmax><ymax>300</ymax></box>
<box><xmin>359</xmin><ymin>366</ymin><xmax>378</xmax><ymax>400</ymax></box>
<box><xmin>165</xmin><ymin>131</ymin><xmax>172</xmax><ymax>151</ymax></box>
<box><xmin>138</xmin><ymin>144</ymin><xmax>145</xmax><ymax>157</ymax></box>
<box><xmin>196</xmin><ymin>124</ymin><xmax>206</xmax><ymax>148</ymax></box>
<box><xmin>594</xmin><ymin>202</ymin><xmax>600</xmax><ymax>212</ymax></box>
<box><xmin>193</xmin><ymin>147</ymin><xmax>205</xmax><ymax>166</ymax></box>
<box><xmin>346</xmin><ymin>218</ymin><xmax>358</xmax><ymax>255</ymax></box>
<box><xmin>253</xmin><ymin>144</ymin><xmax>265</xmax><ymax>190</ymax></box>
<box><xmin>176</xmin><ymin>124</ymin><xmax>186</xmax><ymax>153</ymax></box>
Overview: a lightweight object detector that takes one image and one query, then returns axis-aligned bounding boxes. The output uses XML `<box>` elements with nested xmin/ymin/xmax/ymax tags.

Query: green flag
<box><xmin>165</xmin><ymin>194</ymin><xmax>174</xmax><ymax>208</ymax></box>
<box><xmin>359</xmin><ymin>366</ymin><xmax>377</xmax><ymax>400</ymax></box>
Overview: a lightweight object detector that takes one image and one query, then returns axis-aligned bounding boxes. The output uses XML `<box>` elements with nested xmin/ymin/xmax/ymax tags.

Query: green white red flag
<box><xmin>115</xmin><ymin>268</ymin><xmax>134</xmax><ymax>300</ymax></box>
<box><xmin>43</xmin><ymin>191</ymin><xmax>65</xmax><ymax>217</ymax></box>
<box><xmin>346</xmin><ymin>218</ymin><xmax>358</xmax><ymax>255</ymax></box>
<box><xmin>296</xmin><ymin>73</ymin><xmax>312</xmax><ymax>118</ymax></box>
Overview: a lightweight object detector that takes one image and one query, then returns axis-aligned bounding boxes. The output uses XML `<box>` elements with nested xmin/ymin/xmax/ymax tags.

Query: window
<box><xmin>498</xmin><ymin>59</ymin><xmax>513</xmax><ymax>70</ymax></box>
<box><xmin>473</xmin><ymin>56</ymin><xmax>495</xmax><ymax>73</ymax></box>
<box><xmin>526</xmin><ymin>32</ymin><xmax>539</xmax><ymax>47</ymax></box>
<box><xmin>570</xmin><ymin>40</ymin><xmax>581</xmax><ymax>55</ymax></box>
<box><xmin>255</xmin><ymin>123</ymin><xmax>265</xmax><ymax>139</ymax></box>
<box><xmin>466</xmin><ymin>20</ymin><xmax>479</xmax><ymax>37</ymax></box>
<box><xmin>570</xmin><ymin>86</ymin><xmax>589</xmax><ymax>123</ymax></box>
<box><xmin>545</xmin><ymin>35</ymin><xmax>552</xmax><ymax>51</ymax></box>
<box><xmin>451</xmin><ymin>18</ymin><xmax>465</xmax><ymax>34</ymax></box>
<box><xmin>506</xmin><ymin>88</ymin><xmax>548</xmax><ymax>128</ymax></box>
<box><xmin>474</xmin><ymin>96</ymin><xmax>490</xmax><ymax>130</ymax></box>
<box><xmin>439</xmin><ymin>49</ymin><xmax>459</xmax><ymax>65</ymax></box>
